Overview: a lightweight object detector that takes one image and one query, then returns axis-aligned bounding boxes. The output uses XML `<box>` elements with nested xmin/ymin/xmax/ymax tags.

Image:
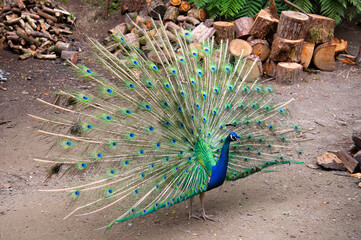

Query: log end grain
<box><xmin>276</xmin><ymin>62</ymin><xmax>303</xmax><ymax>85</ymax></box>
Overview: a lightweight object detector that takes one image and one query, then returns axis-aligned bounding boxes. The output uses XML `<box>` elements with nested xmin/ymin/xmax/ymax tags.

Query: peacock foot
<box><xmin>188</xmin><ymin>213</ymin><xmax>201</xmax><ymax>220</ymax></box>
<box><xmin>200</xmin><ymin>213</ymin><xmax>214</xmax><ymax>221</ymax></box>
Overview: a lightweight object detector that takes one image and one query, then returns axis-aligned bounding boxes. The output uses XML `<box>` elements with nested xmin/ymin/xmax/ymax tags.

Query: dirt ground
<box><xmin>0</xmin><ymin>2</ymin><xmax>361</xmax><ymax>240</ymax></box>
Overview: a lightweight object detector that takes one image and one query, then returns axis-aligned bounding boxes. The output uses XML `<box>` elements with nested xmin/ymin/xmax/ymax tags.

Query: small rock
<box><xmin>316</xmin><ymin>153</ymin><xmax>347</xmax><ymax>171</ymax></box>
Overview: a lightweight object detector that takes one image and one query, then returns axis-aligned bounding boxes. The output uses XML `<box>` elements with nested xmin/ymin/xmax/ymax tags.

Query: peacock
<box><xmin>30</xmin><ymin>19</ymin><xmax>303</xmax><ymax>229</ymax></box>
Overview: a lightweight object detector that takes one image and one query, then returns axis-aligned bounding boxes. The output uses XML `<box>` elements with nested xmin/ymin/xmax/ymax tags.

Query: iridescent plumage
<box><xmin>30</xmin><ymin>19</ymin><xmax>302</xmax><ymax>229</ymax></box>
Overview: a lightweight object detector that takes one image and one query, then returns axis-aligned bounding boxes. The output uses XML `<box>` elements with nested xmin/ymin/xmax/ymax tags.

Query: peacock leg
<box><xmin>188</xmin><ymin>197</ymin><xmax>201</xmax><ymax>220</ymax></box>
<box><xmin>199</xmin><ymin>192</ymin><xmax>214</xmax><ymax>221</ymax></box>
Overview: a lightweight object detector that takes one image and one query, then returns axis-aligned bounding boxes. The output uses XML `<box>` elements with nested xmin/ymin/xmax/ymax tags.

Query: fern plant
<box><xmin>190</xmin><ymin>0</ymin><xmax>361</xmax><ymax>24</ymax></box>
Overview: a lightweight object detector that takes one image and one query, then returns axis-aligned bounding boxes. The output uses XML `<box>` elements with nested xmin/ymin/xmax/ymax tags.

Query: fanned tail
<box><xmin>31</xmin><ymin>18</ymin><xmax>303</xmax><ymax>228</ymax></box>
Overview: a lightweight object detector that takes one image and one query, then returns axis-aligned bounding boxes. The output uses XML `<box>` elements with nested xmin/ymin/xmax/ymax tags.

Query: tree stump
<box><xmin>276</xmin><ymin>62</ymin><xmax>303</xmax><ymax>84</ymax></box>
<box><xmin>187</xmin><ymin>8</ymin><xmax>207</xmax><ymax>21</ymax></box>
<box><xmin>249</xmin><ymin>9</ymin><xmax>278</xmax><ymax>39</ymax></box>
<box><xmin>277</xmin><ymin>11</ymin><xmax>309</xmax><ymax>40</ymax></box>
<box><xmin>269</xmin><ymin>35</ymin><xmax>303</xmax><ymax>62</ymax></box>
<box><xmin>146</xmin><ymin>0</ymin><xmax>167</xmax><ymax>19</ymax></box>
<box><xmin>263</xmin><ymin>58</ymin><xmax>277</xmax><ymax>77</ymax></box>
<box><xmin>305</xmin><ymin>14</ymin><xmax>335</xmax><ymax>44</ymax></box>
<box><xmin>312</xmin><ymin>42</ymin><xmax>336</xmax><ymax>71</ymax></box>
<box><xmin>234</xmin><ymin>17</ymin><xmax>254</xmax><ymax>39</ymax></box>
<box><xmin>213</xmin><ymin>21</ymin><xmax>234</xmax><ymax>43</ymax></box>
<box><xmin>249</xmin><ymin>39</ymin><xmax>270</xmax><ymax>61</ymax></box>
<box><xmin>240</xmin><ymin>55</ymin><xmax>262</xmax><ymax>82</ymax></box>
<box><xmin>300</xmin><ymin>42</ymin><xmax>315</xmax><ymax>69</ymax></box>
<box><xmin>163</xmin><ymin>6</ymin><xmax>179</xmax><ymax>23</ymax></box>
<box><xmin>229</xmin><ymin>39</ymin><xmax>252</xmax><ymax>58</ymax></box>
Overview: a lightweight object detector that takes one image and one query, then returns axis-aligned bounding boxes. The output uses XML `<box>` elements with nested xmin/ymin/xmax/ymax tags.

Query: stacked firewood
<box><xmin>107</xmin><ymin>1</ymin><xmax>349</xmax><ymax>84</ymax></box>
<box><xmin>0</xmin><ymin>0</ymin><xmax>76</xmax><ymax>60</ymax></box>
<box><xmin>229</xmin><ymin>9</ymin><xmax>348</xmax><ymax>84</ymax></box>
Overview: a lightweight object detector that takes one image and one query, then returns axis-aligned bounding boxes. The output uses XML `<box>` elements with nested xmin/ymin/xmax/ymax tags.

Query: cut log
<box><xmin>190</xmin><ymin>23</ymin><xmax>215</xmax><ymax>43</ymax></box>
<box><xmin>34</xmin><ymin>53</ymin><xmax>57</xmax><ymax>60</ymax></box>
<box><xmin>335</xmin><ymin>150</ymin><xmax>360</xmax><ymax>173</ymax></box>
<box><xmin>35</xmin><ymin>8</ymin><xmax>58</xmax><ymax>23</ymax></box>
<box><xmin>204</xmin><ymin>19</ymin><xmax>214</xmax><ymax>28</ymax></box>
<box><xmin>316</xmin><ymin>153</ymin><xmax>347</xmax><ymax>171</ymax></box>
<box><xmin>249</xmin><ymin>9</ymin><xmax>278</xmax><ymax>39</ymax></box>
<box><xmin>263</xmin><ymin>58</ymin><xmax>277</xmax><ymax>77</ymax></box>
<box><xmin>187</xmin><ymin>8</ymin><xmax>207</xmax><ymax>22</ymax></box>
<box><xmin>165</xmin><ymin>21</ymin><xmax>182</xmax><ymax>31</ymax></box>
<box><xmin>269</xmin><ymin>35</ymin><xmax>303</xmax><ymax>62</ymax></box>
<box><xmin>354</xmin><ymin>151</ymin><xmax>361</xmax><ymax>164</ymax></box>
<box><xmin>163</xmin><ymin>6</ymin><xmax>179</xmax><ymax>23</ymax></box>
<box><xmin>305</xmin><ymin>14</ymin><xmax>335</xmax><ymax>44</ymax></box>
<box><xmin>179</xmin><ymin>1</ymin><xmax>191</xmax><ymax>14</ymax></box>
<box><xmin>108</xmin><ymin>23</ymin><xmax>128</xmax><ymax>35</ymax></box>
<box><xmin>146</xmin><ymin>0</ymin><xmax>167</xmax><ymax>19</ymax></box>
<box><xmin>300</xmin><ymin>42</ymin><xmax>315</xmax><ymax>69</ymax></box>
<box><xmin>312</xmin><ymin>43</ymin><xmax>336</xmax><ymax>71</ymax></box>
<box><xmin>277</xmin><ymin>11</ymin><xmax>309</xmax><ymax>40</ymax></box>
<box><xmin>177</xmin><ymin>15</ymin><xmax>200</xmax><ymax>25</ymax></box>
<box><xmin>249</xmin><ymin>39</ymin><xmax>270</xmax><ymax>61</ymax></box>
<box><xmin>240</xmin><ymin>55</ymin><xmax>262</xmax><ymax>82</ymax></box>
<box><xmin>268</xmin><ymin>0</ymin><xmax>279</xmax><ymax>19</ymax></box>
<box><xmin>170</xmin><ymin>0</ymin><xmax>181</xmax><ymax>6</ymax></box>
<box><xmin>61</xmin><ymin>51</ymin><xmax>79</xmax><ymax>64</ymax></box>
<box><xmin>331</xmin><ymin>38</ymin><xmax>347</xmax><ymax>55</ymax></box>
<box><xmin>352</xmin><ymin>132</ymin><xmax>361</xmax><ymax>150</ymax></box>
<box><xmin>276</xmin><ymin>62</ymin><xmax>303</xmax><ymax>84</ymax></box>
<box><xmin>229</xmin><ymin>39</ymin><xmax>252</xmax><ymax>57</ymax></box>
<box><xmin>234</xmin><ymin>17</ymin><xmax>254</xmax><ymax>39</ymax></box>
<box><xmin>213</xmin><ymin>21</ymin><xmax>234</xmax><ymax>43</ymax></box>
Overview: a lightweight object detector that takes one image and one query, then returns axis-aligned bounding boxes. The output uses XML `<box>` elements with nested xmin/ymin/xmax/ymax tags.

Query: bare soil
<box><xmin>0</xmin><ymin>2</ymin><xmax>360</xmax><ymax>240</ymax></box>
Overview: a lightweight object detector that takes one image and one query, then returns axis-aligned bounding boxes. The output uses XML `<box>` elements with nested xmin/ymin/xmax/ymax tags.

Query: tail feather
<box><xmin>31</xmin><ymin>18</ymin><xmax>303</xmax><ymax>228</ymax></box>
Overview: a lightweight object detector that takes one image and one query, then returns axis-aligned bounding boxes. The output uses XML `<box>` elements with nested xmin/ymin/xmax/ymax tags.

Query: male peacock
<box><xmin>30</xmin><ymin>19</ymin><xmax>302</xmax><ymax>229</ymax></box>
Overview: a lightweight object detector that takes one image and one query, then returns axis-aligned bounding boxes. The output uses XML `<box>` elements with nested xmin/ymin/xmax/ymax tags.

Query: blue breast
<box><xmin>206</xmin><ymin>138</ymin><xmax>230</xmax><ymax>191</ymax></box>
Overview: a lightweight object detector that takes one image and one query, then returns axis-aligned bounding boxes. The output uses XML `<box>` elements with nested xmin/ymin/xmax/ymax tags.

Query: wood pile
<box><xmin>317</xmin><ymin>132</ymin><xmax>361</xmax><ymax>174</ymax></box>
<box><xmin>0</xmin><ymin>0</ymin><xmax>77</xmax><ymax>61</ymax></box>
<box><xmin>106</xmin><ymin>1</ymin><xmax>350</xmax><ymax>84</ymax></box>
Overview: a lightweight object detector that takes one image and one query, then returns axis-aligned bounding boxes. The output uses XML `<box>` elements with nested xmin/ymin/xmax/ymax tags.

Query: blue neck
<box><xmin>206</xmin><ymin>136</ymin><xmax>231</xmax><ymax>191</ymax></box>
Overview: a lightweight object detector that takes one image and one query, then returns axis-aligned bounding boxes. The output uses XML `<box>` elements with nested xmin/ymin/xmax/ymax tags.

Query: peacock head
<box><xmin>228</xmin><ymin>132</ymin><xmax>240</xmax><ymax>142</ymax></box>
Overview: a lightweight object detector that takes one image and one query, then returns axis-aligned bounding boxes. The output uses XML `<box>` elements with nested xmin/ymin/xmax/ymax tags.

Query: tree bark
<box><xmin>234</xmin><ymin>17</ymin><xmax>254</xmax><ymax>39</ymax></box>
<box><xmin>213</xmin><ymin>21</ymin><xmax>234</xmax><ymax>43</ymax></box>
<box><xmin>277</xmin><ymin>10</ymin><xmax>309</xmax><ymax>40</ymax></box>
<box><xmin>249</xmin><ymin>9</ymin><xmax>278</xmax><ymax>39</ymax></box>
<box><xmin>163</xmin><ymin>6</ymin><xmax>179</xmax><ymax>23</ymax></box>
<box><xmin>146</xmin><ymin>0</ymin><xmax>167</xmax><ymax>19</ymax></box>
<box><xmin>270</xmin><ymin>34</ymin><xmax>303</xmax><ymax>62</ymax></box>
<box><xmin>263</xmin><ymin>58</ymin><xmax>277</xmax><ymax>77</ymax></box>
<box><xmin>187</xmin><ymin>8</ymin><xmax>207</xmax><ymax>21</ymax></box>
<box><xmin>305</xmin><ymin>14</ymin><xmax>335</xmax><ymax>44</ymax></box>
